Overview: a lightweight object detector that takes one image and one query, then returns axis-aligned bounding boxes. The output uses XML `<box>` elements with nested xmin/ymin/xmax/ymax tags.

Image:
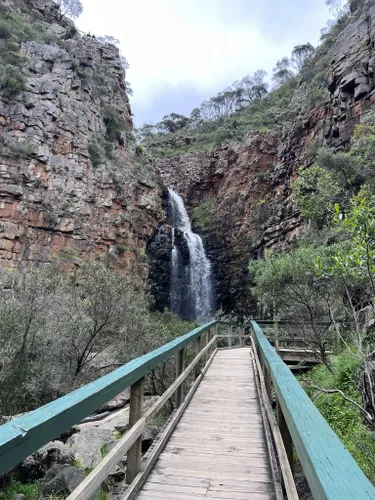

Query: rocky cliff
<box><xmin>0</xmin><ymin>0</ymin><xmax>163</xmax><ymax>283</ymax></box>
<box><xmin>155</xmin><ymin>4</ymin><xmax>375</xmax><ymax>317</ymax></box>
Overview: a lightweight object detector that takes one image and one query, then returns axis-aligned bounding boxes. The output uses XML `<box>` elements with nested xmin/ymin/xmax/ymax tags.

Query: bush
<box><xmin>192</xmin><ymin>198</ymin><xmax>217</xmax><ymax>229</ymax></box>
<box><xmin>0</xmin><ymin>480</ymin><xmax>39</xmax><ymax>500</ymax></box>
<box><xmin>300</xmin><ymin>352</ymin><xmax>375</xmax><ymax>481</ymax></box>
<box><xmin>102</xmin><ymin>104</ymin><xmax>126</xmax><ymax>139</ymax></box>
<box><xmin>88</xmin><ymin>141</ymin><xmax>105</xmax><ymax>167</ymax></box>
<box><xmin>1</xmin><ymin>66</ymin><xmax>27</xmax><ymax>94</ymax></box>
<box><xmin>0</xmin><ymin>265</ymin><xmax>195</xmax><ymax>417</ymax></box>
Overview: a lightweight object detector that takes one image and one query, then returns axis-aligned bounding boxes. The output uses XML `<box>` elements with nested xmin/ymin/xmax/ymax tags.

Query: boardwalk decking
<box><xmin>137</xmin><ymin>348</ymin><xmax>277</xmax><ymax>499</ymax></box>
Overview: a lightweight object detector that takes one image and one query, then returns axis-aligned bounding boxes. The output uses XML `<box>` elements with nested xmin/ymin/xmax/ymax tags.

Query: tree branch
<box><xmin>301</xmin><ymin>381</ymin><xmax>375</xmax><ymax>427</ymax></box>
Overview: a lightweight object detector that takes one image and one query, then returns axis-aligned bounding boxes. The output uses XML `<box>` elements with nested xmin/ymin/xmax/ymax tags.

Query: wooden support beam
<box><xmin>250</xmin><ymin>338</ymin><xmax>298</xmax><ymax>500</ymax></box>
<box><xmin>175</xmin><ymin>348</ymin><xmax>185</xmax><ymax>408</ymax></box>
<box><xmin>275</xmin><ymin>321</ymin><xmax>280</xmax><ymax>352</ymax></box>
<box><xmin>277</xmin><ymin>401</ymin><xmax>294</xmax><ymax>476</ymax></box>
<box><xmin>126</xmin><ymin>377</ymin><xmax>145</xmax><ymax>484</ymax></box>
<box><xmin>195</xmin><ymin>335</ymin><xmax>202</xmax><ymax>378</ymax></box>
<box><xmin>228</xmin><ymin>325</ymin><xmax>232</xmax><ymax>348</ymax></box>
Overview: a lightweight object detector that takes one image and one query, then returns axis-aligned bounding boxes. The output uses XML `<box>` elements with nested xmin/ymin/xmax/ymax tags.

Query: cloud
<box><xmin>77</xmin><ymin>0</ymin><xmax>330</xmax><ymax>125</ymax></box>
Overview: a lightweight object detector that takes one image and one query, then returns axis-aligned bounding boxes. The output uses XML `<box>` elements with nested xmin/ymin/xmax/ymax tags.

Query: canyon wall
<box><xmin>0</xmin><ymin>0</ymin><xmax>163</xmax><ymax>283</ymax></box>
<box><xmin>156</xmin><ymin>5</ymin><xmax>375</xmax><ymax>317</ymax></box>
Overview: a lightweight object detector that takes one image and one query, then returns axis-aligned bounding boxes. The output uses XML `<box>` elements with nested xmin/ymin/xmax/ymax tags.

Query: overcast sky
<box><xmin>77</xmin><ymin>0</ymin><xmax>331</xmax><ymax>127</ymax></box>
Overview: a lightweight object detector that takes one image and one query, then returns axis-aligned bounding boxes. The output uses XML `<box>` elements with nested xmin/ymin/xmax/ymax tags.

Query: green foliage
<box><xmin>0</xmin><ymin>264</ymin><xmax>195</xmax><ymax>416</ymax></box>
<box><xmin>332</xmin><ymin>194</ymin><xmax>375</xmax><ymax>295</ymax></box>
<box><xmin>92</xmin><ymin>490</ymin><xmax>107</xmax><ymax>500</ymax></box>
<box><xmin>1</xmin><ymin>65</ymin><xmax>27</xmax><ymax>94</ymax></box>
<box><xmin>100</xmin><ymin>443</ymin><xmax>108</xmax><ymax>458</ymax></box>
<box><xmin>115</xmin><ymin>244</ymin><xmax>127</xmax><ymax>255</ymax></box>
<box><xmin>88</xmin><ymin>141</ymin><xmax>105</xmax><ymax>168</ymax></box>
<box><xmin>103</xmin><ymin>105</ymin><xmax>126</xmax><ymax>139</ymax></box>
<box><xmin>293</xmin><ymin>164</ymin><xmax>340</xmax><ymax>224</ymax></box>
<box><xmin>300</xmin><ymin>351</ymin><xmax>375</xmax><ymax>481</ymax></box>
<box><xmin>191</xmin><ymin>198</ymin><xmax>217</xmax><ymax>229</ymax></box>
<box><xmin>0</xmin><ymin>480</ymin><xmax>39</xmax><ymax>500</ymax></box>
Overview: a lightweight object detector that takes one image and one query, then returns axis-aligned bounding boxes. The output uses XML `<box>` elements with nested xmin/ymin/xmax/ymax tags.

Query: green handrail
<box><xmin>251</xmin><ymin>320</ymin><xmax>375</xmax><ymax>499</ymax></box>
<box><xmin>0</xmin><ymin>320</ymin><xmax>216</xmax><ymax>475</ymax></box>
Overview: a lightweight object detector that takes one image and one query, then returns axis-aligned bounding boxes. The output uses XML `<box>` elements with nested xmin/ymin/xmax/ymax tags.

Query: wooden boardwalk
<box><xmin>137</xmin><ymin>348</ymin><xmax>277</xmax><ymax>499</ymax></box>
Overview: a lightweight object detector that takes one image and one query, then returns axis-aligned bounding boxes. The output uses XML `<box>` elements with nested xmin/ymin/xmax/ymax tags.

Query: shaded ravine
<box><xmin>168</xmin><ymin>189</ymin><xmax>213</xmax><ymax>323</ymax></box>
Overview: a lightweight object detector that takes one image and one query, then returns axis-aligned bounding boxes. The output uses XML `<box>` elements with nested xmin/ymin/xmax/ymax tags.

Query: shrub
<box><xmin>300</xmin><ymin>352</ymin><xmax>375</xmax><ymax>481</ymax></box>
<box><xmin>192</xmin><ymin>198</ymin><xmax>217</xmax><ymax>229</ymax></box>
<box><xmin>0</xmin><ymin>480</ymin><xmax>39</xmax><ymax>500</ymax></box>
<box><xmin>0</xmin><ymin>264</ymin><xmax>195</xmax><ymax>416</ymax></box>
<box><xmin>88</xmin><ymin>141</ymin><xmax>105</xmax><ymax>168</ymax></box>
<box><xmin>1</xmin><ymin>66</ymin><xmax>27</xmax><ymax>94</ymax></box>
<box><xmin>102</xmin><ymin>104</ymin><xmax>126</xmax><ymax>139</ymax></box>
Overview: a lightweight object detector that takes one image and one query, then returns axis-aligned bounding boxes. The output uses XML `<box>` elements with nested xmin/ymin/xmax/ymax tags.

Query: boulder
<box><xmin>99</xmin><ymin>388</ymin><xmax>131</xmax><ymax>412</ymax></box>
<box><xmin>66</xmin><ymin>428</ymin><xmax>114</xmax><ymax>469</ymax></box>
<box><xmin>39</xmin><ymin>464</ymin><xmax>86</xmax><ymax>498</ymax></box>
<box><xmin>16</xmin><ymin>441</ymin><xmax>73</xmax><ymax>482</ymax></box>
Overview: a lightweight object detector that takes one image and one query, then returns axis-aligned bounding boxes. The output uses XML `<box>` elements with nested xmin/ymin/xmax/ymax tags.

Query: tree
<box><xmin>293</xmin><ymin>164</ymin><xmax>340</xmax><ymax>225</ymax></box>
<box><xmin>291</xmin><ymin>43</ymin><xmax>315</xmax><ymax>72</ymax></box>
<box><xmin>252</xmin><ymin>69</ymin><xmax>269</xmax><ymax>100</ymax></box>
<box><xmin>326</xmin><ymin>0</ymin><xmax>349</xmax><ymax>21</ymax></box>
<box><xmin>272</xmin><ymin>57</ymin><xmax>294</xmax><ymax>87</ymax></box>
<box><xmin>249</xmin><ymin>245</ymin><xmax>342</xmax><ymax>369</ymax></box>
<box><xmin>156</xmin><ymin>113</ymin><xmax>190</xmax><ymax>134</ymax></box>
<box><xmin>57</xmin><ymin>0</ymin><xmax>83</xmax><ymax>19</ymax></box>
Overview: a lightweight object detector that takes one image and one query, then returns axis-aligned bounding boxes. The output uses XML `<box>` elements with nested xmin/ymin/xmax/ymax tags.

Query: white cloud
<box><xmin>77</xmin><ymin>0</ymin><xmax>330</xmax><ymax>124</ymax></box>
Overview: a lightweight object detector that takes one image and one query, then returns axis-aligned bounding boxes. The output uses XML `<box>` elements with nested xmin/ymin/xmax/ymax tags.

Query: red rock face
<box><xmin>157</xmin><ymin>5</ymin><xmax>375</xmax><ymax>316</ymax></box>
<box><xmin>0</xmin><ymin>0</ymin><xmax>163</xmax><ymax>283</ymax></box>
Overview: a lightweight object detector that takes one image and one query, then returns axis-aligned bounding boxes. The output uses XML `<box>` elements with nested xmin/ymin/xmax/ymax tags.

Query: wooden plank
<box><xmin>67</xmin><ymin>417</ymin><xmax>146</xmax><ymax>500</ymax></box>
<box><xmin>122</xmin><ymin>348</ymin><xmax>218</xmax><ymax>500</ymax></box>
<box><xmin>136</xmin><ymin>348</ymin><xmax>276</xmax><ymax>499</ymax></box>
<box><xmin>67</xmin><ymin>337</ymin><xmax>218</xmax><ymax>500</ymax></box>
<box><xmin>0</xmin><ymin>320</ymin><xmax>217</xmax><ymax>475</ymax></box>
<box><xmin>251</xmin><ymin>320</ymin><xmax>375</xmax><ymax>499</ymax></box>
<box><xmin>126</xmin><ymin>377</ymin><xmax>145</xmax><ymax>484</ymax></box>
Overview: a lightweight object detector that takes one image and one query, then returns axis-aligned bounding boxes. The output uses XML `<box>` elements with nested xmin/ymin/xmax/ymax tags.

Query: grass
<box><xmin>0</xmin><ymin>480</ymin><xmax>39</xmax><ymax>500</ymax></box>
<box><xmin>100</xmin><ymin>443</ymin><xmax>108</xmax><ymax>458</ymax></box>
<box><xmin>299</xmin><ymin>350</ymin><xmax>375</xmax><ymax>481</ymax></box>
<box><xmin>191</xmin><ymin>198</ymin><xmax>217</xmax><ymax>230</ymax></box>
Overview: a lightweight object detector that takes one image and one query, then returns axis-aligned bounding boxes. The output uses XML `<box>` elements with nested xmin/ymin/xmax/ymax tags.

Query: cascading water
<box><xmin>168</xmin><ymin>188</ymin><xmax>214</xmax><ymax>323</ymax></box>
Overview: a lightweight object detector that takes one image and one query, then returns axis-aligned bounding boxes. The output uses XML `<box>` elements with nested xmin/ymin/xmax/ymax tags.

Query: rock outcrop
<box><xmin>0</xmin><ymin>0</ymin><xmax>163</xmax><ymax>283</ymax></box>
<box><xmin>155</xmin><ymin>4</ymin><xmax>375</xmax><ymax>317</ymax></box>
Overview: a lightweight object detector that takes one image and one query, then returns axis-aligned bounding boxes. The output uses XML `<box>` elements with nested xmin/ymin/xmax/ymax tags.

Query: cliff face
<box><xmin>156</xmin><ymin>5</ymin><xmax>375</xmax><ymax>317</ymax></box>
<box><xmin>0</xmin><ymin>0</ymin><xmax>163</xmax><ymax>282</ymax></box>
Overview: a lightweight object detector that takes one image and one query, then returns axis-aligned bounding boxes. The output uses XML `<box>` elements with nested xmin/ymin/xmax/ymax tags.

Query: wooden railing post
<box><xmin>175</xmin><ymin>348</ymin><xmax>185</xmax><ymax>408</ymax></box>
<box><xmin>228</xmin><ymin>325</ymin><xmax>232</xmax><ymax>348</ymax></box>
<box><xmin>126</xmin><ymin>377</ymin><xmax>145</xmax><ymax>484</ymax></box>
<box><xmin>277</xmin><ymin>401</ymin><xmax>294</xmax><ymax>476</ymax></box>
<box><xmin>195</xmin><ymin>335</ymin><xmax>202</xmax><ymax>378</ymax></box>
<box><xmin>260</xmin><ymin>356</ymin><xmax>272</xmax><ymax>401</ymax></box>
<box><xmin>275</xmin><ymin>321</ymin><xmax>280</xmax><ymax>353</ymax></box>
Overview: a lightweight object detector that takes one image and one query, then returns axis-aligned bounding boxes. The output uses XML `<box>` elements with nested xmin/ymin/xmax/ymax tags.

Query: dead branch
<box><xmin>302</xmin><ymin>381</ymin><xmax>375</xmax><ymax>428</ymax></box>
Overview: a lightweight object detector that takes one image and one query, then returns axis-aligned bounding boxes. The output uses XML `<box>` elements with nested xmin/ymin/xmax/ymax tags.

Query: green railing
<box><xmin>0</xmin><ymin>319</ymin><xmax>374</xmax><ymax>500</ymax></box>
<box><xmin>251</xmin><ymin>320</ymin><xmax>375</xmax><ymax>499</ymax></box>
<box><xmin>0</xmin><ymin>320</ymin><xmax>216</xmax><ymax>476</ymax></box>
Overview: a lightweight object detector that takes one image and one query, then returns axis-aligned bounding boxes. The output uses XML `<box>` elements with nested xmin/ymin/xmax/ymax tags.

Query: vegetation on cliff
<box><xmin>249</xmin><ymin>106</ymin><xmax>375</xmax><ymax>480</ymax></box>
<box><xmin>136</xmin><ymin>0</ymin><xmax>367</xmax><ymax>159</ymax></box>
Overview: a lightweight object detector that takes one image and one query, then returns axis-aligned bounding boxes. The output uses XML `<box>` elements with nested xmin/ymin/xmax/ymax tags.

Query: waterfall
<box><xmin>168</xmin><ymin>189</ymin><xmax>213</xmax><ymax>323</ymax></box>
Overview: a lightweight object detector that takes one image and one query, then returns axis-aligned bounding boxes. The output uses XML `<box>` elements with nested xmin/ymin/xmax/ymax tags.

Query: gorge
<box><xmin>3</xmin><ymin>0</ymin><xmax>375</xmax><ymax>493</ymax></box>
